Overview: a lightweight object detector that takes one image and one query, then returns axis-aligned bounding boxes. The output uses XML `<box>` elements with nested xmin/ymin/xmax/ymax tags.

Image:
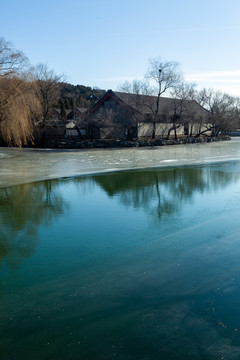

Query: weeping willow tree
<box><xmin>0</xmin><ymin>76</ymin><xmax>41</xmax><ymax>146</ymax></box>
<box><xmin>0</xmin><ymin>38</ymin><xmax>41</xmax><ymax>147</ymax></box>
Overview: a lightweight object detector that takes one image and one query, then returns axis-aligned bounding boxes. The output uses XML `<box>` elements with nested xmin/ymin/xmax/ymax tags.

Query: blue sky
<box><xmin>1</xmin><ymin>0</ymin><xmax>240</xmax><ymax>95</ymax></box>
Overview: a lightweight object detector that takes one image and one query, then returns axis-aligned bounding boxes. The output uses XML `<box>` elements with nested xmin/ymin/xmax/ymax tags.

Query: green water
<box><xmin>1</xmin><ymin>162</ymin><xmax>240</xmax><ymax>359</ymax></box>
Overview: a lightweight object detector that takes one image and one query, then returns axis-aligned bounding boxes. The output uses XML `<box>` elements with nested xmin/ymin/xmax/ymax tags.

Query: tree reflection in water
<box><xmin>91</xmin><ymin>163</ymin><xmax>240</xmax><ymax>221</ymax></box>
<box><xmin>0</xmin><ymin>180</ymin><xmax>69</xmax><ymax>268</ymax></box>
<box><xmin>1</xmin><ymin>163</ymin><xmax>239</xmax><ymax>269</ymax></box>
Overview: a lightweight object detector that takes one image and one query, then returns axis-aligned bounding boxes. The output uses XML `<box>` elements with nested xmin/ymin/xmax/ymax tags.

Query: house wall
<box><xmin>138</xmin><ymin>123</ymin><xmax>153</xmax><ymax>137</ymax></box>
<box><xmin>138</xmin><ymin>123</ymin><xmax>185</xmax><ymax>137</ymax></box>
<box><xmin>66</xmin><ymin>129</ymin><xmax>79</xmax><ymax>137</ymax></box>
<box><xmin>189</xmin><ymin>123</ymin><xmax>212</xmax><ymax>136</ymax></box>
<box><xmin>156</xmin><ymin>123</ymin><xmax>184</xmax><ymax>136</ymax></box>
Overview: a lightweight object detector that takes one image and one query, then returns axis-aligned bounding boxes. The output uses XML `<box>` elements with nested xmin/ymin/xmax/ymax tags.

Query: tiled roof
<box><xmin>115</xmin><ymin>91</ymin><xmax>208</xmax><ymax>117</ymax></box>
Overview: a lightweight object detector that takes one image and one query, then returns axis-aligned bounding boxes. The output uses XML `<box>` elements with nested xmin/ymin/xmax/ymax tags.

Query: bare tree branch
<box><xmin>0</xmin><ymin>38</ymin><xmax>29</xmax><ymax>77</ymax></box>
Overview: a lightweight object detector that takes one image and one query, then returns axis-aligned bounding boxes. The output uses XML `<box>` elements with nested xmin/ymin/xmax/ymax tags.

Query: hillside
<box><xmin>55</xmin><ymin>83</ymin><xmax>105</xmax><ymax>110</ymax></box>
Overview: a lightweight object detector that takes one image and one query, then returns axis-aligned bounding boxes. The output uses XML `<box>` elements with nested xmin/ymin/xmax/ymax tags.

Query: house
<box><xmin>83</xmin><ymin>89</ymin><xmax>210</xmax><ymax>140</ymax></box>
<box><xmin>84</xmin><ymin>90</ymin><xmax>140</xmax><ymax>140</ymax></box>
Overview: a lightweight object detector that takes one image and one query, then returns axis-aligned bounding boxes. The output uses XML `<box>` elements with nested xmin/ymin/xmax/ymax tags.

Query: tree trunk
<box><xmin>152</xmin><ymin>122</ymin><xmax>156</xmax><ymax>139</ymax></box>
<box><xmin>174</xmin><ymin>125</ymin><xmax>177</xmax><ymax>140</ymax></box>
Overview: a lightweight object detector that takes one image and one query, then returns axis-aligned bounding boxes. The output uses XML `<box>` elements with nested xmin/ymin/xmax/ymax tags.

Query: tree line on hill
<box><xmin>0</xmin><ymin>37</ymin><xmax>240</xmax><ymax>147</ymax></box>
<box><xmin>56</xmin><ymin>83</ymin><xmax>105</xmax><ymax>110</ymax></box>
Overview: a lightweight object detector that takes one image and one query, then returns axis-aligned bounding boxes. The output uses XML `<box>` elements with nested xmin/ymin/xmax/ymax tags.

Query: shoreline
<box><xmin>44</xmin><ymin>135</ymin><xmax>231</xmax><ymax>150</ymax></box>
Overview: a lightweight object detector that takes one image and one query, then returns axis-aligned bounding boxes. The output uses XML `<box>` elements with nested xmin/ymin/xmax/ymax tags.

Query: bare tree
<box><xmin>32</xmin><ymin>63</ymin><xmax>62</xmax><ymax>143</ymax></box>
<box><xmin>0</xmin><ymin>38</ymin><xmax>29</xmax><ymax>77</ymax></box>
<box><xmin>119</xmin><ymin>58</ymin><xmax>183</xmax><ymax>139</ymax></box>
<box><xmin>145</xmin><ymin>58</ymin><xmax>183</xmax><ymax>138</ymax></box>
<box><xmin>196</xmin><ymin>88</ymin><xmax>238</xmax><ymax>136</ymax></box>
<box><xmin>120</xmin><ymin>79</ymin><xmax>153</xmax><ymax>97</ymax></box>
<box><xmin>232</xmin><ymin>97</ymin><xmax>240</xmax><ymax>131</ymax></box>
<box><xmin>33</xmin><ymin>63</ymin><xmax>62</xmax><ymax>124</ymax></box>
<box><xmin>146</xmin><ymin>58</ymin><xmax>183</xmax><ymax>98</ymax></box>
<box><xmin>165</xmin><ymin>82</ymin><xmax>199</xmax><ymax>139</ymax></box>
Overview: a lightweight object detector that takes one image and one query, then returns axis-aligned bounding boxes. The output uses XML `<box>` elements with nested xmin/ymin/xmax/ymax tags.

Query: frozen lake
<box><xmin>1</xmin><ymin>138</ymin><xmax>240</xmax><ymax>359</ymax></box>
<box><xmin>1</xmin><ymin>138</ymin><xmax>240</xmax><ymax>188</ymax></box>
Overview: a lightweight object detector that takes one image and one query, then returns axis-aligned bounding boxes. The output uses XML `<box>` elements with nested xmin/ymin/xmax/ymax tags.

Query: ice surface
<box><xmin>1</xmin><ymin>138</ymin><xmax>240</xmax><ymax>188</ymax></box>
